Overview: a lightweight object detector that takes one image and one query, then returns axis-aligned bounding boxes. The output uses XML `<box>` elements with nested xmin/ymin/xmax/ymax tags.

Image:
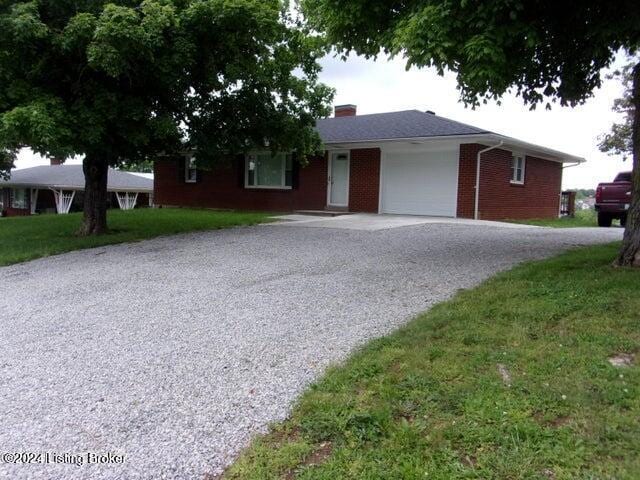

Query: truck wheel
<box><xmin>620</xmin><ymin>214</ymin><xmax>627</xmax><ymax>228</ymax></box>
<box><xmin>598</xmin><ymin>213</ymin><xmax>613</xmax><ymax>227</ymax></box>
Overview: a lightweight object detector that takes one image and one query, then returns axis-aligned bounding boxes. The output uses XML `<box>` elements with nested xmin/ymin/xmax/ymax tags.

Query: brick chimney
<box><xmin>50</xmin><ymin>157</ymin><xmax>64</xmax><ymax>166</ymax></box>
<box><xmin>334</xmin><ymin>104</ymin><xmax>357</xmax><ymax>117</ymax></box>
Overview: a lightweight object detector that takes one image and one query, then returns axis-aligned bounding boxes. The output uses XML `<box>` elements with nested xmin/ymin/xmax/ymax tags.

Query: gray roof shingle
<box><xmin>316</xmin><ymin>109</ymin><xmax>491</xmax><ymax>143</ymax></box>
<box><xmin>0</xmin><ymin>165</ymin><xmax>153</xmax><ymax>192</ymax></box>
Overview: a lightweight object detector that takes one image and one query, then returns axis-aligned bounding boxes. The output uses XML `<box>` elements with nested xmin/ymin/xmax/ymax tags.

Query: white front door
<box><xmin>329</xmin><ymin>152</ymin><xmax>349</xmax><ymax>206</ymax></box>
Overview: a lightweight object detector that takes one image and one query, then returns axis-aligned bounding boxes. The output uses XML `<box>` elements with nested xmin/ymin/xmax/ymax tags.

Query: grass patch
<box><xmin>508</xmin><ymin>209</ymin><xmax>604</xmax><ymax>228</ymax></box>
<box><xmin>0</xmin><ymin>208</ymin><xmax>271</xmax><ymax>266</ymax></box>
<box><xmin>223</xmin><ymin>243</ymin><xmax>640</xmax><ymax>479</ymax></box>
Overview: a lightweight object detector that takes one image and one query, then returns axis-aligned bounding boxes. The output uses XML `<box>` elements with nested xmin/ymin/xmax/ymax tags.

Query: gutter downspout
<box><xmin>474</xmin><ymin>141</ymin><xmax>504</xmax><ymax>220</ymax></box>
<box><xmin>558</xmin><ymin>162</ymin><xmax>582</xmax><ymax>217</ymax></box>
<box><xmin>562</xmin><ymin>162</ymin><xmax>581</xmax><ymax>170</ymax></box>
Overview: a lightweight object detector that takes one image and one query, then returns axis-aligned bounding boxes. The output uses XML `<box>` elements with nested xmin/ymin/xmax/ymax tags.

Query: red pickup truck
<box><xmin>595</xmin><ymin>171</ymin><xmax>633</xmax><ymax>227</ymax></box>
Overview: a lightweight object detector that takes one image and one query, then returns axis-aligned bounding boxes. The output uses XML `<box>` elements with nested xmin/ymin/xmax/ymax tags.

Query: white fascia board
<box><xmin>323</xmin><ymin>134</ymin><xmax>488</xmax><ymax>150</ymax></box>
<box><xmin>485</xmin><ymin>134</ymin><xmax>586</xmax><ymax>164</ymax></box>
<box><xmin>323</xmin><ymin>133</ymin><xmax>585</xmax><ymax>164</ymax></box>
<box><xmin>0</xmin><ymin>182</ymin><xmax>152</xmax><ymax>193</ymax></box>
<box><xmin>106</xmin><ymin>187</ymin><xmax>153</xmax><ymax>193</ymax></box>
<box><xmin>0</xmin><ymin>182</ymin><xmax>83</xmax><ymax>190</ymax></box>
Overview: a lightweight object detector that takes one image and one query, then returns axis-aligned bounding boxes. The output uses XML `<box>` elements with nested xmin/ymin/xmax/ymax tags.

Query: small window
<box><xmin>11</xmin><ymin>188</ymin><xmax>28</xmax><ymax>209</ymax></box>
<box><xmin>185</xmin><ymin>156</ymin><xmax>197</xmax><ymax>183</ymax></box>
<box><xmin>511</xmin><ymin>155</ymin><xmax>525</xmax><ymax>184</ymax></box>
<box><xmin>246</xmin><ymin>152</ymin><xmax>293</xmax><ymax>189</ymax></box>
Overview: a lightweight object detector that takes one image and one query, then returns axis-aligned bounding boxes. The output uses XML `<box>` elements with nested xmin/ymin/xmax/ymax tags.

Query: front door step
<box><xmin>295</xmin><ymin>209</ymin><xmax>352</xmax><ymax>217</ymax></box>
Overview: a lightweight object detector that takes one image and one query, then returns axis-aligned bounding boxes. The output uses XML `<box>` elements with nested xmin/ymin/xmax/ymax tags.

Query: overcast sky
<box><xmin>15</xmin><ymin>52</ymin><xmax>629</xmax><ymax>190</ymax></box>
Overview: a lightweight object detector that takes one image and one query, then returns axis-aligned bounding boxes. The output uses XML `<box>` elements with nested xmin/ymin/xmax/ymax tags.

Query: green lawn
<box><xmin>223</xmin><ymin>243</ymin><xmax>639</xmax><ymax>479</ymax></box>
<box><xmin>509</xmin><ymin>209</ymin><xmax>602</xmax><ymax>228</ymax></box>
<box><xmin>0</xmin><ymin>208</ymin><xmax>272</xmax><ymax>266</ymax></box>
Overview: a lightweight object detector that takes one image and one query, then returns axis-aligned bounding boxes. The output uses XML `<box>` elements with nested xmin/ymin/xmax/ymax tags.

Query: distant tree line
<box><xmin>575</xmin><ymin>189</ymin><xmax>596</xmax><ymax>200</ymax></box>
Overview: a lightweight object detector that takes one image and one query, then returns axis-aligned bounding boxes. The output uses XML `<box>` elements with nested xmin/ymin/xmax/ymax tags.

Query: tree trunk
<box><xmin>79</xmin><ymin>155</ymin><xmax>109</xmax><ymax>236</ymax></box>
<box><xmin>616</xmin><ymin>61</ymin><xmax>640</xmax><ymax>267</ymax></box>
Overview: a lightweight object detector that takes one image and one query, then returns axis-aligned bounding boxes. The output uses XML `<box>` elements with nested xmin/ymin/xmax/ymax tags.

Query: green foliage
<box><xmin>302</xmin><ymin>0</ymin><xmax>640</xmax><ymax>108</ymax></box>
<box><xmin>575</xmin><ymin>189</ymin><xmax>596</xmax><ymax>201</ymax></box>
<box><xmin>509</xmin><ymin>209</ymin><xmax>599</xmax><ymax>228</ymax></box>
<box><xmin>0</xmin><ymin>149</ymin><xmax>15</xmax><ymax>179</ymax></box>
<box><xmin>118</xmin><ymin>159</ymin><xmax>155</xmax><ymax>173</ymax></box>
<box><xmin>224</xmin><ymin>243</ymin><xmax>640</xmax><ymax>479</ymax></box>
<box><xmin>0</xmin><ymin>208</ymin><xmax>272</xmax><ymax>266</ymax></box>
<box><xmin>599</xmin><ymin>57</ymin><xmax>637</xmax><ymax>160</ymax></box>
<box><xmin>0</xmin><ymin>0</ymin><xmax>334</xmax><ymax>168</ymax></box>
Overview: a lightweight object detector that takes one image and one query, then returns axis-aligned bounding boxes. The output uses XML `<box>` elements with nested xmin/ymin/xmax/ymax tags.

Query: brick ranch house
<box><xmin>0</xmin><ymin>160</ymin><xmax>153</xmax><ymax>217</ymax></box>
<box><xmin>154</xmin><ymin>106</ymin><xmax>584</xmax><ymax>220</ymax></box>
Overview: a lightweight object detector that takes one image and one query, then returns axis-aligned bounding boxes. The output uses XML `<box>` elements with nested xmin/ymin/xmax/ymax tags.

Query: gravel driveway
<box><xmin>0</xmin><ymin>221</ymin><xmax>622</xmax><ymax>479</ymax></box>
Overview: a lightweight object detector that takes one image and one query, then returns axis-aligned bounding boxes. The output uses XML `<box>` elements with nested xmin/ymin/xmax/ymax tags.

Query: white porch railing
<box><xmin>51</xmin><ymin>189</ymin><xmax>76</xmax><ymax>214</ymax></box>
<box><xmin>116</xmin><ymin>192</ymin><xmax>138</xmax><ymax>210</ymax></box>
<box><xmin>30</xmin><ymin>188</ymin><xmax>38</xmax><ymax>214</ymax></box>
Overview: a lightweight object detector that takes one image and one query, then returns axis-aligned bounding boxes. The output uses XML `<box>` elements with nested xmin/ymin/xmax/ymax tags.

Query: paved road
<box><xmin>0</xmin><ymin>221</ymin><xmax>622</xmax><ymax>479</ymax></box>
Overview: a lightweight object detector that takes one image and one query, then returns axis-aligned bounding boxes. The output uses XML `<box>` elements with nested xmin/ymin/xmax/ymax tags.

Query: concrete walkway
<box><xmin>273</xmin><ymin>213</ymin><xmax>540</xmax><ymax>231</ymax></box>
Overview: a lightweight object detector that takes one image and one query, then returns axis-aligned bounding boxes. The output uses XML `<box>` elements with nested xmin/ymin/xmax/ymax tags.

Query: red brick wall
<box><xmin>349</xmin><ymin>148</ymin><xmax>381</xmax><ymax>213</ymax></box>
<box><xmin>154</xmin><ymin>154</ymin><xmax>328</xmax><ymax>212</ymax></box>
<box><xmin>36</xmin><ymin>189</ymin><xmax>57</xmax><ymax>212</ymax></box>
<box><xmin>154</xmin><ymin>144</ymin><xmax>560</xmax><ymax>218</ymax></box>
<box><xmin>1</xmin><ymin>188</ymin><xmax>30</xmax><ymax>217</ymax></box>
<box><xmin>4</xmin><ymin>208</ymin><xmax>30</xmax><ymax>217</ymax></box>
<box><xmin>457</xmin><ymin>144</ymin><xmax>478</xmax><ymax>219</ymax></box>
<box><xmin>136</xmin><ymin>193</ymin><xmax>151</xmax><ymax>208</ymax></box>
<box><xmin>457</xmin><ymin>143</ymin><xmax>562</xmax><ymax>220</ymax></box>
<box><xmin>335</xmin><ymin>106</ymin><xmax>357</xmax><ymax>117</ymax></box>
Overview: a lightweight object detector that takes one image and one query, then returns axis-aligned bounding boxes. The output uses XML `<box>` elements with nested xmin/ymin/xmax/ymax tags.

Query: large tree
<box><xmin>302</xmin><ymin>0</ymin><xmax>640</xmax><ymax>266</ymax></box>
<box><xmin>599</xmin><ymin>59</ymin><xmax>636</xmax><ymax>160</ymax></box>
<box><xmin>0</xmin><ymin>0</ymin><xmax>332</xmax><ymax>234</ymax></box>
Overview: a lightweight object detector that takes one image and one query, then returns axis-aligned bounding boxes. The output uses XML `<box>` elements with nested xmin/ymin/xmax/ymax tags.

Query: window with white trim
<box><xmin>246</xmin><ymin>153</ymin><xmax>293</xmax><ymax>189</ymax></box>
<box><xmin>511</xmin><ymin>155</ymin><xmax>525</xmax><ymax>184</ymax></box>
<box><xmin>11</xmin><ymin>188</ymin><xmax>28</xmax><ymax>209</ymax></box>
<box><xmin>185</xmin><ymin>156</ymin><xmax>197</xmax><ymax>183</ymax></box>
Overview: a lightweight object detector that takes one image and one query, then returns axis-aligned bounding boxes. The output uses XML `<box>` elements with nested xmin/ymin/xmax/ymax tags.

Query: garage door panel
<box><xmin>381</xmin><ymin>150</ymin><xmax>458</xmax><ymax>216</ymax></box>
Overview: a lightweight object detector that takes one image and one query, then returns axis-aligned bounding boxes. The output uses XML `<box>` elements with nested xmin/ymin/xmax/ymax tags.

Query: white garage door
<box><xmin>381</xmin><ymin>149</ymin><xmax>458</xmax><ymax>216</ymax></box>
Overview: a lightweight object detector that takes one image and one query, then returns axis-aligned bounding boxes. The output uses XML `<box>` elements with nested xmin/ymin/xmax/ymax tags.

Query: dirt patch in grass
<box><xmin>460</xmin><ymin>454</ymin><xmax>478</xmax><ymax>469</ymax></box>
<box><xmin>541</xmin><ymin>467</ymin><xmax>557</xmax><ymax>479</ymax></box>
<box><xmin>268</xmin><ymin>426</ymin><xmax>302</xmax><ymax>447</ymax></box>
<box><xmin>533</xmin><ymin>411</ymin><xmax>572</xmax><ymax>428</ymax></box>
<box><xmin>496</xmin><ymin>363</ymin><xmax>512</xmax><ymax>386</ymax></box>
<box><xmin>284</xmin><ymin>442</ymin><xmax>333</xmax><ymax>479</ymax></box>
<box><xmin>547</xmin><ymin>415</ymin><xmax>571</xmax><ymax>428</ymax></box>
<box><xmin>609</xmin><ymin>353</ymin><xmax>635</xmax><ymax>367</ymax></box>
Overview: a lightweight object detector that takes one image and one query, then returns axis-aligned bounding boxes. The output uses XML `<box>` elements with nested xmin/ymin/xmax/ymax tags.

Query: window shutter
<box><xmin>237</xmin><ymin>154</ymin><xmax>245</xmax><ymax>188</ymax></box>
<box><xmin>291</xmin><ymin>153</ymin><xmax>300</xmax><ymax>190</ymax></box>
<box><xmin>177</xmin><ymin>156</ymin><xmax>186</xmax><ymax>183</ymax></box>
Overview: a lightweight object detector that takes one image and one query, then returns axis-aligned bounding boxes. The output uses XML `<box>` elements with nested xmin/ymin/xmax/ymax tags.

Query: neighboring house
<box><xmin>575</xmin><ymin>195</ymin><xmax>596</xmax><ymax>211</ymax></box>
<box><xmin>155</xmin><ymin>105</ymin><xmax>584</xmax><ymax>220</ymax></box>
<box><xmin>582</xmin><ymin>196</ymin><xmax>596</xmax><ymax>209</ymax></box>
<box><xmin>0</xmin><ymin>159</ymin><xmax>153</xmax><ymax>217</ymax></box>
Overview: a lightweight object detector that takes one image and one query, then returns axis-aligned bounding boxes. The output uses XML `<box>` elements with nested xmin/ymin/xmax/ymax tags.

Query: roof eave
<box><xmin>322</xmin><ymin>133</ymin><xmax>490</xmax><ymax>147</ymax></box>
<box><xmin>486</xmin><ymin>133</ymin><xmax>585</xmax><ymax>164</ymax></box>
<box><xmin>322</xmin><ymin>133</ymin><xmax>585</xmax><ymax>164</ymax></box>
<box><xmin>0</xmin><ymin>182</ymin><xmax>152</xmax><ymax>193</ymax></box>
